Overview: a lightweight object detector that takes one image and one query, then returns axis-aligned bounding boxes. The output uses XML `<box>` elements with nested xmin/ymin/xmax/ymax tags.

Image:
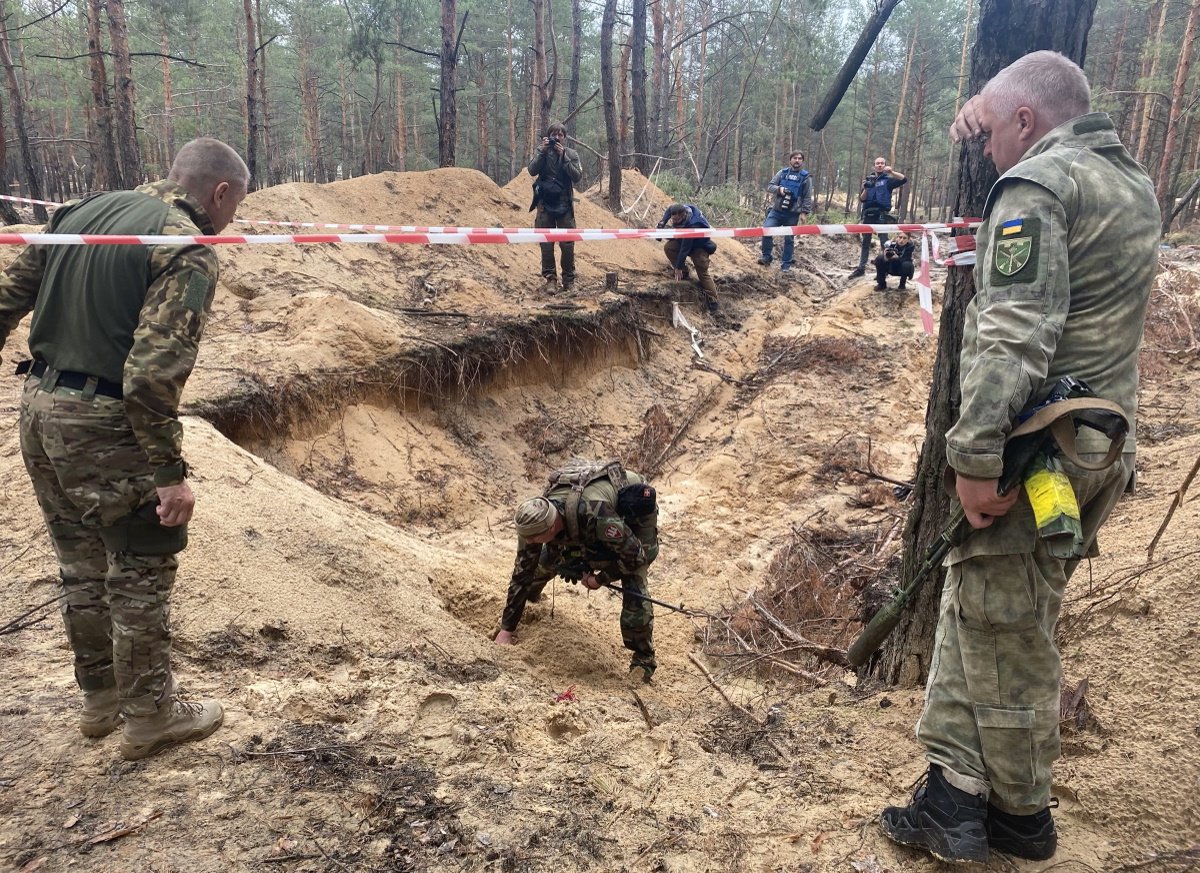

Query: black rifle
<box><xmin>595</xmin><ymin>576</ymin><xmax>690</xmax><ymax>615</ymax></box>
<box><xmin>846</xmin><ymin>376</ymin><xmax>1118</xmax><ymax>667</ymax></box>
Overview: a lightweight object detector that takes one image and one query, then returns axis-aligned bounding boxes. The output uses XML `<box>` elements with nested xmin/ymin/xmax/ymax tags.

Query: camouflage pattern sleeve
<box><xmin>124</xmin><ymin>234</ymin><xmax>219</xmax><ymax>486</ymax></box>
<box><xmin>0</xmin><ymin>243</ymin><xmax>48</xmax><ymax>359</ymax></box>
<box><xmin>500</xmin><ymin>541</ymin><xmax>546</xmax><ymax>632</ymax></box>
<box><xmin>946</xmin><ymin>180</ymin><xmax>1071</xmax><ymax>479</ymax></box>
<box><xmin>584</xmin><ymin>498</ymin><xmax>646</xmax><ymax>575</ymax></box>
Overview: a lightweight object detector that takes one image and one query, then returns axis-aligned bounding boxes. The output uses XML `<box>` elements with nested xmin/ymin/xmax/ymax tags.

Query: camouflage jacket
<box><xmin>500</xmin><ymin>472</ymin><xmax>658</xmax><ymax>632</ymax></box>
<box><xmin>947</xmin><ymin>113</ymin><xmax>1159</xmax><ymax>481</ymax></box>
<box><xmin>0</xmin><ymin>179</ymin><xmax>219</xmax><ymax>486</ymax></box>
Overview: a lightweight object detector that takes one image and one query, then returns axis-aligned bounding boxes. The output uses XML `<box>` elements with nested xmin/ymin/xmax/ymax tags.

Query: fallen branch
<box><xmin>1147</xmin><ymin>453</ymin><xmax>1200</xmax><ymax>560</ymax></box>
<box><xmin>751</xmin><ymin>602</ymin><xmax>850</xmax><ymax>668</ymax></box>
<box><xmin>688</xmin><ymin>652</ymin><xmax>760</xmax><ymax>723</ymax></box>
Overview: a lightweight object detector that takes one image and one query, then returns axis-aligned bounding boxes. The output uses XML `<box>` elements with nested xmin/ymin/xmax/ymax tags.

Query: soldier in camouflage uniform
<box><xmin>494</xmin><ymin>461</ymin><xmax>659</xmax><ymax>681</ymax></box>
<box><xmin>879</xmin><ymin>53</ymin><xmax>1160</xmax><ymax>864</ymax></box>
<box><xmin>0</xmin><ymin>137</ymin><xmax>249</xmax><ymax>760</ymax></box>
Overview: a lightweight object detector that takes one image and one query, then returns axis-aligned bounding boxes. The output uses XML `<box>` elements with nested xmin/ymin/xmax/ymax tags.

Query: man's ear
<box><xmin>1016</xmin><ymin>107</ymin><xmax>1036</xmax><ymax>140</ymax></box>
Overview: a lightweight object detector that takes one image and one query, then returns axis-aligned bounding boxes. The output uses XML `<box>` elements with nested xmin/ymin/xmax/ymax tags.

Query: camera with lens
<box><xmin>883</xmin><ymin>239</ymin><xmax>899</xmax><ymax>259</ymax></box>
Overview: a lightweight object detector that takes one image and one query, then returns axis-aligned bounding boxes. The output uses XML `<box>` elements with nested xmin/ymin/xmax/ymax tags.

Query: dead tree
<box><xmin>631</xmin><ymin>0</ymin><xmax>649</xmax><ymax>174</ymax></box>
<box><xmin>809</xmin><ymin>0</ymin><xmax>904</xmax><ymax>132</ymax></box>
<box><xmin>600</xmin><ymin>0</ymin><xmax>621</xmax><ymax>209</ymax></box>
<box><xmin>84</xmin><ymin>0</ymin><xmax>119</xmax><ymax>191</ymax></box>
<box><xmin>106</xmin><ymin>0</ymin><xmax>141</xmax><ymax>187</ymax></box>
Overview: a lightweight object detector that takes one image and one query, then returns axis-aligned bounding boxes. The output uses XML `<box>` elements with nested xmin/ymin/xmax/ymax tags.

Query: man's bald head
<box><xmin>982</xmin><ymin>51</ymin><xmax>1091</xmax><ymax>133</ymax></box>
<box><xmin>167</xmin><ymin>137</ymin><xmax>249</xmax><ymax>232</ymax></box>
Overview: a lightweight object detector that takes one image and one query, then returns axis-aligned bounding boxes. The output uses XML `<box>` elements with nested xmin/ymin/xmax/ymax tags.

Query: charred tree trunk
<box><xmin>601</xmin><ymin>0</ymin><xmax>621</xmax><ymax>209</ymax></box>
<box><xmin>869</xmin><ymin>0</ymin><xmax>1098</xmax><ymax>687</ymax></box>
<box><xmin>106</xmin><ymin>0</ymin><xmax>141</xmax><ymax>187</ymax></box>
<box><xmin>85</xmin><ymin>0</ymin><xmax>118</xmax><ymax>191</ymax></box>
<box><xmin>0</xmin><ymin>1</ymin><xmax>47</xmax><ymax>221</ymax></box>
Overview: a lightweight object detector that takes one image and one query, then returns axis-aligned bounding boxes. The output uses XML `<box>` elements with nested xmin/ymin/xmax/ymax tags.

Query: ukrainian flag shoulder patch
<box><xmin>1001</xmin><ymin>218</ymin><xmax>1024</xmax><ymax>236</ymax></box>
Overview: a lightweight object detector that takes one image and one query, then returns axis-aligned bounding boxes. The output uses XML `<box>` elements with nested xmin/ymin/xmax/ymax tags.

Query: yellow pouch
<box><xmin>1023</xmin><ymin>452</ymin><xmax>1083</xmax><ymax>559</ymax></box>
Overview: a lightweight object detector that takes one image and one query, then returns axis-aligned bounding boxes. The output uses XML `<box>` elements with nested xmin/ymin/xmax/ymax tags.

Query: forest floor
<box><xmin>0</xmin><ymin>167</ymin><xmax>1197</xmax><ymax>873</ymax></box>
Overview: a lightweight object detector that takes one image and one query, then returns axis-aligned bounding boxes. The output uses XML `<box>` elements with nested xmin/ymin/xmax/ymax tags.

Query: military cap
<box><xmin>515</xmin><ymin>497</ymin><xmax>558</xmax><ymax>537</ymax></box>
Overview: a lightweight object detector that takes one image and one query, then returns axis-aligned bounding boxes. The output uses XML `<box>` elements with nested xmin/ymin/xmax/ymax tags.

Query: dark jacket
<box><xmin>860</xmin><ymin>171</ymin><xmax>907</xmax><ymax>215</ymax></box>
<box><xmin>767</xmin><ymin>168</ymin><xmax>814</xmax><ymax>215</ymax></box>
<box><xmin>657</xmin><ymin>205</ymin><xmax>718</xmax><ymax>269</ymax></box>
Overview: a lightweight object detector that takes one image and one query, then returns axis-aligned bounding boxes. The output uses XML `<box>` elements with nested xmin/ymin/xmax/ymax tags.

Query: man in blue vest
<box><xmin>758</xmin><ymin>151</ymin><xmax>813</xmax><ymax>273</ymax></box>
<box><xmin>849</xmin><ymin>156</ymin><xmax>907</xmax><ymax>278</ymax></box>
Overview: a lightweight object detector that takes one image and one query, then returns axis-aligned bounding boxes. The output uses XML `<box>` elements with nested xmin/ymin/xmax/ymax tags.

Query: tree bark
<box><xmin>566</xmin><ymin>0</ymin><xmax>582</xmax><ymax>134</ymax></box>
<box><xmin>438</xmin><ymin>0</ymin><xmax>459</xmax><ymax>167</ymax></box>
<box><xmin>85</xmin><ymin>0</ymin><xmax>118</xmax><ymax>192</ymax></box>
<box><xmin>1155</xmin><ymin>0</ymin><xmax>1200</xmax><ymax>221</ymax></box>
<box><xmin>105</xmin><ymin>0</ymin><xmax>140</xmax><ymax>188</ymax></box>
<box><xmin>869</xmin><ymin>0</ymin><xmax>1099</xmax><ymax>687</ymax></box>
<box><xmin>256</xmin><ymin>0</ymin><xmax>279</xmax><ymax>186</ymax></box>
<box><xmin>505</xmin><ymin>0</ymin><xmax>517</xmax><ymax>177</ymax></box>
<box><xmin>0</xmin><ymin>86</ymin><xmax>21</xmax><ymax>223</ymax></box>
<box><xmin>809</xmin><ymin>0</ymin><xmax>904</xmax><ymax>131</ymax></box>
<box><xmin>632</xmin><ymin>0</ymin><xmax>649</xmax><ymax>174</ymax></box>
<box><xmin>0</xmin><ymin>0</ymin><xmax>47</xmax><ymax>221</ymax></box>
<box><xmin>243</xmin><ymin>0</ymin><xmax>259</xmax><ymax>189</ymax></box>
<box><xmin>601</xmin><ymin>0</ymin><xmax>621</xmax><ymax>209</ymax></box>
<box><xmin>159</xmin><ymin>22</ymin><xmax>175</xmax><ymax>167</ymax></box>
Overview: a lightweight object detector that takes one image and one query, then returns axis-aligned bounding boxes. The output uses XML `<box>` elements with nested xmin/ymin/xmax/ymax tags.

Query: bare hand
<box><xmin>494</xmin><ymin>629</ymin><xmax>514</xmax><ymax>645</ymax></box>
<box><xmin>155</xmin><ymin>482</ymin><xmax>195</xmax><ymax>527</ymax></box>
<box><xmin>673</xmin><ymin>269</ymin><xmax>684</xmax><ymax>281</ymax></box>
<box><xmin>955</xmin><ymin>474</ymin><xmax>1019</xmax><ymax>529</ymax></box>
<box><xmin>581</xmin><ymin>572</ymin><xmax>601</xmax><ymax>591</ymax></box>
<box><xmin>950</xmin><ymin>95</ymin><xmax>987</xmax><ymax>144</ymax></box>
<box><xmin>884</xmin><ymin>165</ymin><xmax>893</xmax><ymax>174</ymax></box>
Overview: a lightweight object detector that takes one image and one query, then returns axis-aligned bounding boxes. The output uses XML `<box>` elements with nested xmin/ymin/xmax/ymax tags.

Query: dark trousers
<box><xmin>874</xmin><ymin>255</ymin><xmax>914</xmax><ymax>286</ymax></box>
<box><xmin>857</xmin><ymin>212</ymin><xmax>889</xmax><ymax>269</ymax></box>
<box><xmin>535</xmin><ymin>208</ymin><xmax>576</xmax><ymax>283</ymax></box>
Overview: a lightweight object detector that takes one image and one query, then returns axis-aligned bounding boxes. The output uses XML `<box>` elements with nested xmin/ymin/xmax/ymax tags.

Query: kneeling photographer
<box><xmin>873</xmin><ymin>230</ymin><xmax>915</xmax><ymax>292</ymax></box>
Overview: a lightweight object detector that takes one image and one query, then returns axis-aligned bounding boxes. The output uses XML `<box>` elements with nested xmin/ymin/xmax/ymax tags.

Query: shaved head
<box><xmin>168</xmin><ymin>137</ymin><xmax>249</xmax><ymax>198</ymax></box>
<box><xmin>982</xmin><ymin>51</ymin><xmax>1090</xmax><ymax>131</ymax></box>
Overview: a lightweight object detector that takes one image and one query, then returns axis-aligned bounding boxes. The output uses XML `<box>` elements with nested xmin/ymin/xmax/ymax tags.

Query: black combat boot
<box><xmin>880</xmin><ymin>765</ymin><xmax>989</xmax><ymax>864</ymax></box>
<box><xmin>986</xmin><ymin>803</ymin><xmax>1057</xmax><ymax>860</ymax></box>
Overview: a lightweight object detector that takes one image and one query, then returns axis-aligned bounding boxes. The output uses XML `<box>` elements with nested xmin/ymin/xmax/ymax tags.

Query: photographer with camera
<box><xmin>528</xmin><ymin>122</ymin><xmax>583</xmax><ymax>293</ymax></box>
<box><xmin>873</xmin><ymin>230</ymin><xmax>915</xmax><ymax>292</ymax></box>
<box><xmin>758</xmin><ymin>150</ymin><xmax>813</xmax><ymax>273</ymax></box>
<box><xmin>849</xmin><ymin>156</ymin><xmax>907</xmax><ymax>279</ymax></box>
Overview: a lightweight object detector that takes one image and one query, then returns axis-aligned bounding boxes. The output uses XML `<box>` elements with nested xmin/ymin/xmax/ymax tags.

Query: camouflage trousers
<box><xmin>530</xmin><ymin>561</ymin><xmax>656</xmax><ymax>674</ymax></box>
<box><xmin>19</xmin><ymin>378</ymin><xmax>184</xmax><ymax>718</ymax></box>
<box><xmin>917</xmin><ymin>453</ymin><xmax>1133</xmax><ymax>815</ymax></box>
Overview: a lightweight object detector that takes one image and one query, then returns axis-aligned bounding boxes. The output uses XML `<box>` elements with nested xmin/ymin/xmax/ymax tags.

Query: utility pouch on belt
<box><xmin>1022</xmin><ymin>452</ymin><xmax>1083</xmax><ymax>558</ymax></box>
<box><xmin>99</xmin><ymin>502</ymin><xmax>188</xmax><ymax>556</ymax></box>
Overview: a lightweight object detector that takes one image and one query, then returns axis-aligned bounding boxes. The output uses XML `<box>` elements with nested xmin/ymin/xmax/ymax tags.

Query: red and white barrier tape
<box><xmin>0</xmin><ymin>221</ymin><xmax>979</xmax><ymax>246</ymax></box>
<box><xmin>0</xmin><ymin>193</ymin><xmax>61</xmax><ymax>207</ymax></box>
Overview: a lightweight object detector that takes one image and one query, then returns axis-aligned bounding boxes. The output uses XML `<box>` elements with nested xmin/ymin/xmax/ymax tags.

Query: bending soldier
<box><xmin>494</xmin><ymin>461</ymin><xmax>659</xmax><ymax>682</ymax></box>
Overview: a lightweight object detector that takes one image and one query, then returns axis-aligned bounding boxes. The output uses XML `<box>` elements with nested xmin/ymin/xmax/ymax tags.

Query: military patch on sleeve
<box><xmin>602</xmin><ymin>524</ymin><xmax>624</xmax><ymax>541</ymax></box>
<box><xmin>990</xmin><ymin>216</ymin><xmax>1041</xmax><ymax>287</ymax></box>
<box><xmin>182</xmin><ymin>270</ymin><xmax>212</xmax><ymax>314</ymax></box>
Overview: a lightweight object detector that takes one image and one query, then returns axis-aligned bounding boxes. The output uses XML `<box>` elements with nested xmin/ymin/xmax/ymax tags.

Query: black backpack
<box><xmin>535</xmin><ymin>174</ymin><xmax>572</xmax><ymax>217</ymax></box>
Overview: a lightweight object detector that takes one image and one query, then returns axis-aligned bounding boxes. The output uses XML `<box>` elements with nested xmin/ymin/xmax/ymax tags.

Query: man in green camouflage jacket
<box><xmin>0</xmin><ymin>137</ymin><xmax>248</xmax><ymax>760</ymax></box>
<box><xmin>494</xmin><ymin>462</ymin><xmax>659</xmax><ymax>681</ymax></box>
<box><xmin>879</xmin><ymin>53</ymin><xmax>1160</xmax><ymax>864</ymax></box>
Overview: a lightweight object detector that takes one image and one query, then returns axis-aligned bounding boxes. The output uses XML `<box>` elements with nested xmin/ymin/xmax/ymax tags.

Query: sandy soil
<box><xmin>0</xmin><ymin>168</ymin><xmax>1197</xmax><ymax>873</ymax></box>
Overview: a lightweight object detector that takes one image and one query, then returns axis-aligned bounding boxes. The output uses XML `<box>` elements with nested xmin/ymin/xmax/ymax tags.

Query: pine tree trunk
<box><xmin>256</xmin><ymin>0</ymin><xmax>278</xmax><ymax>186</ymax></box>
<box><xmin>1134</xmin><ymin>0</ymin><xmax>1168</xmax><ymax>165</ymax></box>
<box><xmin>160</xmin><ymin>24</ymin><xmax>175</xmax><ymax>164</ymax></box>
<box><xmin>869</xmin><ymin>0</ymin><xmax>1099</xmax><ymax>687</ymax></box>
<box><xmin>1155</xmin><ymin>0</ymin><xmax>1200</xmax><ymax>221</ymax></box>
<box><xmin>243</xmin><ymin>0</ymin><xmax>259</xmax><ymax>188</ymax></box>
<box><xmin>566</xmin><ymin>0</ymin><xmax>582</xmax><ymax>134</ymax></box>
<box><xmin>0</xmin><ymin>1</ymin><xmax>46</xmax><ymax>221</ymax></box>
<box><xmin>85</xmin><ymin>0</ymin><xmax>118</xmax><ymax>191</ymax></box>
<box><xmin>889</xmin><ymin>21</ymin><xmax>918</xmax><ymax>160</ymax></box>
<box><xmin>0</xmin><ymin>87</ymin><xmax>21</xmax><ymax>223</ymax></box>
<box><xmin>106</xmin><ymin>0</ymin><xmax>140</xmax><ymax>188</ymax></box>
<box><xmin>438</xmin><ymin>0</ymin><xmax>458</xmax><ymax>167</ymax></box>
<box><xmin>505</xmin><ymin>0</ymin><xmax>517</xmax><ymax>178</ymax></box>
<box><xmin>631</xmin><ymin>0</ymin><xmax>649</xmax><ymax>174</ymax></box>
<box><xmin>693</xmin><ymin>0</ymin><xmax>709</xmax><ymax>163</ymax></box>
<box><xmin>649</xmin><ymin>0</ymin><xmax>665</xmax><ymax>155</ymax></box>
<box><xmin>532</xmin><ymin>0</ymin><xmax>547</xmax><ymax>135</ymax></box>
<box><xmin>600</xmin><ymin>0</ymin><xmax>622</xmax><ymax>209</ymax></box>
